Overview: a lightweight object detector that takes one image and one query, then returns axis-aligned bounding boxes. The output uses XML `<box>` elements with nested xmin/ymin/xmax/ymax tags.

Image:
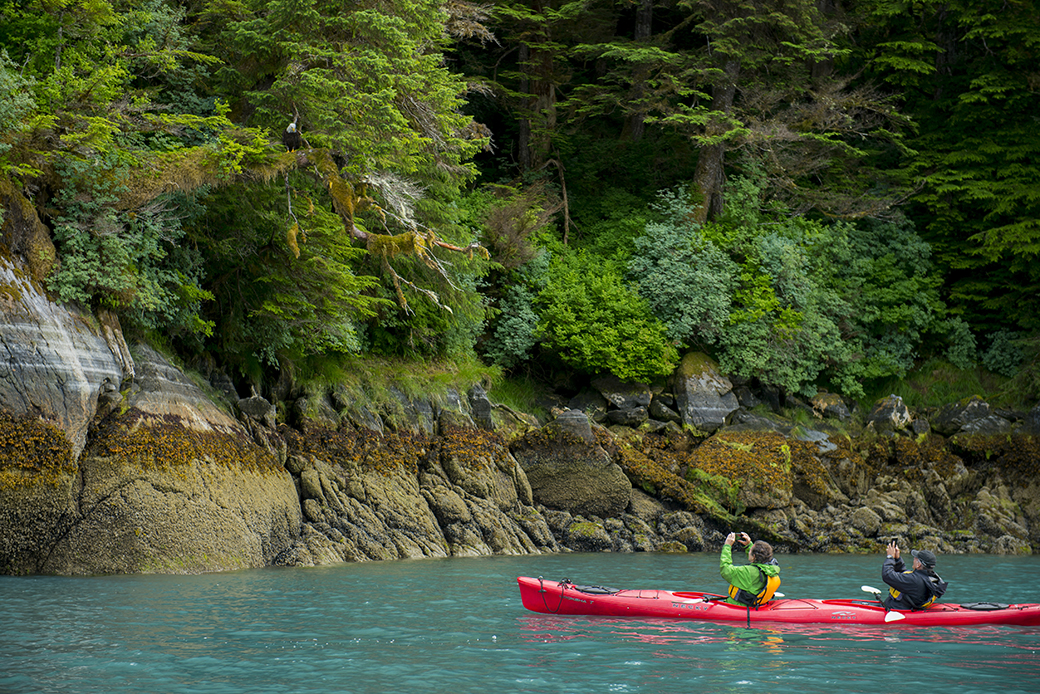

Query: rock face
<box><xmin>0</xmin><ymin>255</ymin><xmax>124</xmax><ymax>460</ymax></box>
<box><xmin>0</xmin><ymin>337</ymin><xmax>303</xmax><ymax>575</ymax></box>
<box><xmin>273</xmin><ymin>418</ymin><xmax>557</xmax><ymax>565</ymax></box>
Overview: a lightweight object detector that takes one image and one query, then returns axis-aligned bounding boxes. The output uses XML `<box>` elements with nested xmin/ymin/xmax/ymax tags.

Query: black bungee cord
<box><xmin>538</xmin><ymin>576</ymin><xmax>570</xmax><ymax>614</ymax></box>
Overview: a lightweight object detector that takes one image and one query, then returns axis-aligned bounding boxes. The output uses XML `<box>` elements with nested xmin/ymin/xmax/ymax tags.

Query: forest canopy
<box><xmin>1</xmin><ymin>0</ymin><xmax>1037</xmax><ymax>402</ymax></box>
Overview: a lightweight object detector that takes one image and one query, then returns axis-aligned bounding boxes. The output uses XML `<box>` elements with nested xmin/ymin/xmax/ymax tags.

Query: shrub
<box><xmin>982</xmin><ymin>330</ymin><xmax>1022</xmax><ymax>378</ymax></box>
<box><xmin>538</xmin><ymin>251</ymin><xmax>677</xmax><ymax>382</ymax></box>
<box><xmin>943</xmin><ymin>317</ymin><xmax>978</xmax><ymax>370</ymax></box>
<box><xmin>484</xmin><ymin>282</ymin><xmax>540</xmax><ymax>369</ymax></box>
<box><xmin>48</xmin><ymin>156</ymin><xmax>214</xmax><ymax>336</ymax></box>
<box><xmin>627</xmin><ymin>188</ymin><xmax>737</xmax><ymax>346</ymax></box>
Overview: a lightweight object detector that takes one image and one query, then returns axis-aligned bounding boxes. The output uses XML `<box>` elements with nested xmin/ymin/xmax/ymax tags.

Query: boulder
<box><xmin>866</xmin><ymin>394</ymin><xmax>912</xmax><ymax>433</ymax></box>
<box><xmin>657</xmin><ymin>511</ymin><xmax>707</xmax><ymax>552</ymax></box>
<box><xmin>239</xmin><ymin>393</ymin><xmax>277</xmax><ymax>429</ymax></box>
<box><xmin>686</xmin><ymin>430</ymin><xmax>793</xmax><ymax>511</ymax></box>
<box><xmin>606</xmin><ymin>406</ymin><xmax>649</xmax><ymax>427</ymax></box>
<box><xmin>733</xmin><ymin>384</ymin><xmax>760</xmax><ymax>409</ymax></box>
<box><xmin>811</xmin><ymin>392</ymin><xmax>851</xmax><ymax>421</ymax></box>
<box><xmin>1023</xmin><ymin>402</ymin><xmax>1040</xmax><ymax>435</ymax></box>
<box><xmin>344</xmin><ymin>405</ymin><xmax>385</xmax><ymax>435</ymax></box>
<box><xmin>972</xmin><ymin>485</ymin><xmax>1029</xmax><ymax>541</ymax></box>
<box><xmin>932</xmin><ymin>395</ymin><xmax>991</xmax><ymax>436</ymax></box>
<box><xmin>511</xmin><ymin>415</ymin><xmax>632</xmax><ymax>518</ymax></box>
<box><xmin>591</xmin><ymin>375</ymin><xmax>652</xmax><ymax>410</ymax></box>
<box><xmin>290</xmin><ymin>394</ymin><xmax>339</xmax><ymax>431</ymax></box>
<box><xmin>563</xmin><ymin>518</ymin><xmax>614</xmax><ymax>552</ymax></box>
<box><xmin>467</xmin><ymin>384</ymin><xmax>495</xmax><ymax>430</ymax></box>
<box><xmin>550</xmin><ymin>408</ymin><xmax>596</xmax><ymax>443</ymax></box>
<box><xmin>649</xmin><ymin>396</ymin><xmax>682</xmax><ymax>423</ymax></box>
<box><xmin>851</xmin><ymin>507</ymin><xmax>883</xmax><ymax>536</ymax></box>
<box><xmin>567</xmin><ymin>391</ymin><xmax>610</xmax><ymax>422</ymax></box>
<box><xmin>670</xmin><ymin>352</ymin><xmax>739</xmax><ymax>433</ymax></box>
<box><xmin>956</xmin><ymin>414</ymin><xmax>1012</xmax><ymax>437</ymax></box>
<box><xmin>387</xmin><ymin>387</ymin><xmax>436</xmax><ymax>435</ymax></box>
<box><xmin>792</xmin><ymin>427</ymin><xmax>838</xmax><ymax>454</ymax></box>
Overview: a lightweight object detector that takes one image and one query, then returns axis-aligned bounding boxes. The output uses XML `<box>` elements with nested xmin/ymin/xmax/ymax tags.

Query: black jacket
<box><xmin>882</xmin><ymin>556</ymin><xmax>949</xmax><ymax>610</ymax></box>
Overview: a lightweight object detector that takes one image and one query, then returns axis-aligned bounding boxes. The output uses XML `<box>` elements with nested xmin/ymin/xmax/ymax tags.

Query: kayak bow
<box><xmin>517</xmin><ymin>576</ymin><xmax>1040</xmax><ymax>627</ymax></box>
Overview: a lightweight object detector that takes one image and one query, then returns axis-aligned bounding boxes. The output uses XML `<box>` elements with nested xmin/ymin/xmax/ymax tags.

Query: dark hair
<box><xmin>750</xmin><ymin>541</ymin><xmax>773</xmax><ymax>564</ymax></box>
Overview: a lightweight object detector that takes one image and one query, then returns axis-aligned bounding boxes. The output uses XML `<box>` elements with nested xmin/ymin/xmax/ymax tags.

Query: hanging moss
<box><xmin>367</xmin><ymin>231</ymin><xmax>422</xmax><ymax>258</ymax></box>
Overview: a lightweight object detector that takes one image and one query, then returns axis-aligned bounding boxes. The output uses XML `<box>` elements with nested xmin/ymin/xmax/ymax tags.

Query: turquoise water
<box><xmin>2</xmin><ymin>553</ymin><xmax>1039</xmax><ymax>693</ymax></box>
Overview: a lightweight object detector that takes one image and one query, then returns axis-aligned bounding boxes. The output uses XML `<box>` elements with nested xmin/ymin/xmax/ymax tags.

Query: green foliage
<box><xmin>996</xmin><ymin>334</ymin><xmax>1040</xmax><ymax>405</ymax></box>
<box><xmin>484</xmin><ymin>282</ymin><xmax>540</xmax><ymax>370</ymax></box>
<box><xmin>862</xmin><ymin>357</ymin><xmax>1019</xmax><ymax>411</ymax></box>
<box><xmin>476</xmin><ymin>184</ymin><xmax>554</xmax><ymax>270</ymax></box>
<box><xmin>0</xmin><ymin>52</ymin><xmax>43</xmax><ymax>178</ymax></box>
<box><xmin>537</xmin><ymin>250</ymin><xmax>677</xmax><ymax>382</ymax></box>
<box><xmin>981</xmin><ymin>330</ymin><xmax>1023</xmax><ymax>378</ymax></box>
<box><xmin>191</xmin><ymin>177</ymin><xmax>385</xmax><ymax>365</ymax></box>
<box><xmin>627</xmin><ymin>187</ymin><xmax>737</xmax><ymax>345</ymax></box>
<box><xmin>361</xmin><ymin>211</ymin><xmax>491</xmax><ymax>361</ymax></box>
<box><xmin>942</xmin><ymin>318</ymin><xmax>978</xmax><ymax>371</ymax></box>
<box><xmin>2</xmin><ymin>0</ymin><xmax>1037</xmax><ymax>411</ymax></box>
<box><xmin>855</xmin><ymin>0</ymin><xmax>1040</xmax><ymax>331</ymax></box>
<box><xmin>0</xmin><ymin>0</ymin><xmax>494</xmax><ymax>376</ymax></box>
<box><xmin>47</xmin><ymin>156</ymin><xmax>214</xmax><ymax>336</ymax></box>
<box><xmin>626</xmin><ymin>179</ymin><xmax>949</xmax><ymax>397</ymax></box>
<box><xmin>211</xmin><ymin>0</ymin><xmax>485</xmax><ymax>183</ymax></box>
<box><xmin>822</xmin><ymin>216</ymin><xmax>946</xmax><ymax>389</ymax></box>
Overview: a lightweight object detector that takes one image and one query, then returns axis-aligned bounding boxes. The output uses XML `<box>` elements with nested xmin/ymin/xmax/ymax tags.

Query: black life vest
<box><xmin>888</xmin><ymin>571</ymin><xmax>945</xmax><ymax>609</ymax></box>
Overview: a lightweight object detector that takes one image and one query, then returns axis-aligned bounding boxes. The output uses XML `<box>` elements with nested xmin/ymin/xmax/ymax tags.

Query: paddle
<box><xmin>862</xmin><ymin>585</ymin><xmax>905</xmax><ymax>622</ymax></box>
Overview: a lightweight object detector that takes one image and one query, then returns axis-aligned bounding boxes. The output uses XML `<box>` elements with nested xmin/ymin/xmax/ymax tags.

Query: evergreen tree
<box><xmin>852</xmin><ymin>0</ymin><xmax>1040</xmax><ymax>331</ymax></box>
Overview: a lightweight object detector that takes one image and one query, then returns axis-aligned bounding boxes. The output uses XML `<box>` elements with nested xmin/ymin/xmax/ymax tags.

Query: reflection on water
<box><xmin>2</xmin><ymin>554</ymin><xmax>1040</xmax><ymax>694</ymax></box>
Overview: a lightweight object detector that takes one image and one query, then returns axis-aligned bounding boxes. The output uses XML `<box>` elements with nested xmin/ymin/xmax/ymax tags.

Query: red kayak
<box><xmin>517</xmin><ymin>576</ymin><xmax>1040</xmax><ymax>627</ymax></box>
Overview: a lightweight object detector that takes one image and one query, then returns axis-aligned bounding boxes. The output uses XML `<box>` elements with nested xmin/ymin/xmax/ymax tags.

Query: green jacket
<box><xmin>719</xmin><ymin>544</ymin><xmax>781</xmax><ymax>605</ymax></box>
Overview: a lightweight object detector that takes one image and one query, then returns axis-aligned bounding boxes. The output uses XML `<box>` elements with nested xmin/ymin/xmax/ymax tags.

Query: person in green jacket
<box><xmin>720</xmin><ymin>532</ymin><xmax>781</xmax><ymax>606</ymax></box>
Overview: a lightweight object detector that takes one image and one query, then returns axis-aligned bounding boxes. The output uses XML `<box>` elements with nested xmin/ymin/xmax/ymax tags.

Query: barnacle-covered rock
<box><xmin>511</xmin><ymin>413</ymin><xmax>631</xmax><ymax>518</ymax></box>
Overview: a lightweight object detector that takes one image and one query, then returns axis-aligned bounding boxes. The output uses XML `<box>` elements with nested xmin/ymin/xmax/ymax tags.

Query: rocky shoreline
<box><xmin>2</xmin><ymin>245</ymin><xmax>1040</xmax><ymax>575</ymax></box>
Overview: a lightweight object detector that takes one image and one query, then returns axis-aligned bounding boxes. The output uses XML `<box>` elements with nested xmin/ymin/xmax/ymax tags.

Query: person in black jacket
<box><xmin>882</xmin><ymin>541</ymin><xmax>949</xmax><ymax>610</ymax></box>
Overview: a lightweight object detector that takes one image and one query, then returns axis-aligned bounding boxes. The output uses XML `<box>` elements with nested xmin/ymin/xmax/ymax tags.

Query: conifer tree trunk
<box><xmin>517</xmin><ymin>0</ymin><xmax>558</xmax><ymax>172</ymax></box>
<box><xmin>692</xmin><ymin>59</ymin><xmax>739</xmax><ymax>222</ymax></box>
<box><xmin>623</xmin><ymin>0</ymin><xmax>654</xmax><ymax>142</ymax></box>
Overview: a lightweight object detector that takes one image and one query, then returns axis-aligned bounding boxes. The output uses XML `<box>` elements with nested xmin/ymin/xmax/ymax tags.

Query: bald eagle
<box><xmin>283</xmin><ymin>117</ymin><xmax>302</xmax><ymax>151</ymax></box>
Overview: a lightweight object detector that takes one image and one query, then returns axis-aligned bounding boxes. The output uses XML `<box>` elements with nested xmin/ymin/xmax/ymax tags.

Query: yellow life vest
<box><xmin>728</xmin><ymin>567</ymin><xmax>781</xmax><ymax>607</ymax></box>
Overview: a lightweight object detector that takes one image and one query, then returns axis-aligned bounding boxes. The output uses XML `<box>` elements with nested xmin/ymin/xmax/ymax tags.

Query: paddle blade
<box><xmin>773</xmin><ymin>592</ymin><xmax>785</xmax><ymax>598</ymax></box>
<box><xmin>884</xmin><ymin>611</ymin><xmax>906</xmax><ymax>622</ymax></box>
<box><xmin>861</xmin><ymin>585</ymin><xmax>882</xmax><ymax>594</ymax></box>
